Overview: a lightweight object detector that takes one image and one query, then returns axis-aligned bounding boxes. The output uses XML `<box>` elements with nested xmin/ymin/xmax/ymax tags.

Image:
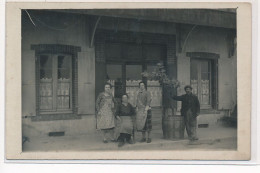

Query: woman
<box><xmin>136</xmin><ymin>81</ymin><xmax>152</xmax><ymax>143</ymax></box>
<box><xmin>116</xmin><ymin>94</ymin><xmax>136</xmax><ymax>147</ymax></box>
<box><xmin>96</xmin><ymin>83</ymin><xmax>117</xmax><ymax>143</ymax></box>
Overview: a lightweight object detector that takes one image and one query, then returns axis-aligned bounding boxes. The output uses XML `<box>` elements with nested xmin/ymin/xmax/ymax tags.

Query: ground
<box><xmin>22</xmin><ymin>125</ymin><xmax>237</xmax><ymax>151</ymax></box>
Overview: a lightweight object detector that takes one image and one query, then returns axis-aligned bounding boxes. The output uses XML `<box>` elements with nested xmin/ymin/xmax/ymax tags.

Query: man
<box><xmin>171</xmin><ymin>85</ymin><xmax>200</xmax><ymax>142</ymax></box>
<box><xmin>136</xmin><ymin>81</ymin><xmax>152</xmax><ymax>143</ymax></box>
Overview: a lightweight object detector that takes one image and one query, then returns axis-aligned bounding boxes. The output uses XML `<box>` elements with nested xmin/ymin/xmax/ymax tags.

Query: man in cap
<box><xmin>171</xmin><ymin>85</ymin><xmax>200</xmax><ymax>142</ymax></box>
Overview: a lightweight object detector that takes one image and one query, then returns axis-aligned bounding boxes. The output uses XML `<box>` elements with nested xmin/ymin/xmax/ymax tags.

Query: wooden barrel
<box><xmin>167</xmin><ymin>116</ymin><xmax>175</xmax><ymax>139</ymax></box>
<box><xmin>173</xmin><ymin>115</ymin><xmax>185</xmax><ymax>139</ymax></box>
<box><xmin>167</xmin><ymin>115</ymin><xmax>185</xmax><ymax>139</ymax></box>
<box><xmin>162</xmin><ymin>117</ymin><xmax>169</xmax><ymax>139</ymax></box>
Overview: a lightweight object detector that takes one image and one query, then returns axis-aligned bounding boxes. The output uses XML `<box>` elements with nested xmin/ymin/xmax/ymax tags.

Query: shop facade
<box><xmin>22</xmin><ymin>9</ymin><xmax>236</xmax><ymax>138</ymax></box>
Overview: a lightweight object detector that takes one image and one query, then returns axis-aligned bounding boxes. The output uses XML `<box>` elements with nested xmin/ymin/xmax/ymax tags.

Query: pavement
<box><xmin>22</xmin><ymin>124</ymin><xmax>237</xmax><ymax>151</ymax></box>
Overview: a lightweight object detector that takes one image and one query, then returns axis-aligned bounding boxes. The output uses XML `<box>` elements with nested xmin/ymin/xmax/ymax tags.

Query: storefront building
<box><xmin>22</xmin><ymin>9</ymin><xmax>236</xmax><ymax>138</ymax></box>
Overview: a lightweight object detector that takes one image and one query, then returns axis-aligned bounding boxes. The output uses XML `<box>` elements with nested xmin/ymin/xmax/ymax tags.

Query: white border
<box><xmin>1</xmin><ymin>0</ymin><xmax>259</xmax><ymax>170</ymax></box>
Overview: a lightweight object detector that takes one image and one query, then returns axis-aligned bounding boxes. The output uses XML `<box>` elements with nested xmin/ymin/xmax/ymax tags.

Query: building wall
<box><xmin>22</xmin><ymin>11</ymin><xmax>96</xmax><ymax>137</ymax></box>
<box><xmin>177</xmin><ymin>25</ymin><xmax>237</xmax><ymax>111</ymax></box>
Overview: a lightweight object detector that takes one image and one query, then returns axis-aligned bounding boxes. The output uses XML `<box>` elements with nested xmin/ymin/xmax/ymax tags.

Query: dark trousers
<box><xmin>184</xmin><ymin>109</ymin><xmax>197</xmax><ymax>140</ymax></box>
<box><xmin>117</xmin><ymin>133</ymin><xmax>131</xmax><ymax>142</ymax></box>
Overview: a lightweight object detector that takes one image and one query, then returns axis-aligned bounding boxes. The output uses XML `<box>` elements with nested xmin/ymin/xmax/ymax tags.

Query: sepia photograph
<box><xmin>5</xmin><ymin>2</ymin><xmax>252</xmax><ymax>160</ymax></box>
<box><xmin>21</xmin><ymin>8</ymin><xmax>238</xmax><ymax>151</ymax></box>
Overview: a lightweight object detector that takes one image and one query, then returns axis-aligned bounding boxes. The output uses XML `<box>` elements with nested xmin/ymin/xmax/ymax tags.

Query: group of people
<box><xmin>95</xmin><ymin>81</ymin><xmax>200</xmax><ymax>147</ymax></box>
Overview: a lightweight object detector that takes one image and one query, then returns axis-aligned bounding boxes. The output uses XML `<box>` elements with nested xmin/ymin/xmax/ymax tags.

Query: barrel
<box><xmin>173</xmin><ymin>115</ymin><xmax>185</xmax><ymax>139</ymax></box>
<box><xmin>167</xmin><ymin>116</ymin><xmax>175</xmax><ymax>139</ymax></box>
<box><xmin>167</xmin><ymin>115</ymin><xmax>185</xmax><ymax>140</ymax></box>
<box><xmin>162</xmin><ymin>117</ymin><xmax>169</xmax><ymax>139</ymax></box>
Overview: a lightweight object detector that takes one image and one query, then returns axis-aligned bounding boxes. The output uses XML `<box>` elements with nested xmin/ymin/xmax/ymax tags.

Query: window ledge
<box><xmin>31</xmin><ymin>114</ymin><xmax>81</xmax><ymax>122</ymax></box>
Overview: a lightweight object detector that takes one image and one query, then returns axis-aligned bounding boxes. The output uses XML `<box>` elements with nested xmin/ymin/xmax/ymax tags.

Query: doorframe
<box><xmin>187</xmin><ymin>52</ymin><xmax>219</xmax><ymax>110</ymax></box>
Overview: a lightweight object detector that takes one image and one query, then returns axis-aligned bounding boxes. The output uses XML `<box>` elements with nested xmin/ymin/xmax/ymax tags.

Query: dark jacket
<box><xmin>171</xmin><ymin>93</ymin><xmax>200</xmax><ymax>117</ymax></box>
<box><xmin>116</xmin><ymin>103</ymin><xmax>136</xmax><ymax>117</ymax></box>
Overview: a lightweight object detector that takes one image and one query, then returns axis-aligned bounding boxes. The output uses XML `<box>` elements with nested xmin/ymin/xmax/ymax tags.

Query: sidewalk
<box><xmin>23</xmin><ymin>124</ymin><xmax>237</xmax><ymax>151</ymax></box>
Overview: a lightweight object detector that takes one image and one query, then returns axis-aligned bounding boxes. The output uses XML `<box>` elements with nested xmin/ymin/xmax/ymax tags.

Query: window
<box><xmin>187</xmin><ymin>52</ymin><xmax>219</xmax><ymax>110</ymax></box>
<box><xmin>32</xmin><ymin>44</ymin><xmax>81</xmax><ymax>115</ymax></box>
<box><xmin>190</xmin><ymin>59</ymin><xmax>212</xmax><ymax>109</ymax></box>
<box><xmin>39</xmin><ymin>54</ymin><xmax>72</xmax><ymax>113</ymax></box>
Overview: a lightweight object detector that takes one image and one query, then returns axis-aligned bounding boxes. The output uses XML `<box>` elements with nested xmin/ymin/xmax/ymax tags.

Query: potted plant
<box><xmin>141</xmin><ymin>63</ymin><xmax>182</xmax><ymax>139</ymax></box>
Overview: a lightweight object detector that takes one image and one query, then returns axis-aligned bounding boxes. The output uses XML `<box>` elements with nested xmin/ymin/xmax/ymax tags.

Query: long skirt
<box><xmin>119</xmin><ymin>116</ymin><xmax>134</xmax><ymax>135</ymax></box>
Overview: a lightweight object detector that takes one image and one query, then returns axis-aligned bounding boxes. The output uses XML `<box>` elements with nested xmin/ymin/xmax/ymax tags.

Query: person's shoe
<box><xmin>118</xmin><ymin>141</ymin><xmax>125</xmax><ymax>147</ymax></box>
<box><xmin>139</xmin><ymin>138</ymin><xmax>146</xmax><ymax>143</ymax></box>
<box><xmin>147</xmin><ymin>138</ymin><xmax>152</xmax><ymax>143</ymax></box>
<box><xmin>103</xmin><ymin>139</ymin><xmax>108</xmax><ymax>143</ymax></box>
<box><xmin>127</xmin><ymin>138</ymin><xmax>134</xmax><ymax>144</ymax></box>
<box><xmin>192</xmin><ymin>137</ymin><xmax>199</xmax><ymax>141</ymax></box>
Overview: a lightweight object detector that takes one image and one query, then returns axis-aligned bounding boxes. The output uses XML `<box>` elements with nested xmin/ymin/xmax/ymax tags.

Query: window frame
<box><xmin>38</xmin><ymin>53</ymin><xmax>73</xmax><ymax>114</ymax></box>
<box><xmin>187</xmin><ymin>52</ymin><xmax>219</xmax><ymax>110</ymax></box>
<box><xmin>31</xmin><ymin>44</ymin><xmax>81</xmax><ymax>116</ymax></box>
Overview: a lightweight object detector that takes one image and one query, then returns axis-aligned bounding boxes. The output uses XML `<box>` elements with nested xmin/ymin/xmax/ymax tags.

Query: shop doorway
<box><xmin>105</xmin><ymin>43</ymin><xmax>166</xmax><ymax>107</ymax></box>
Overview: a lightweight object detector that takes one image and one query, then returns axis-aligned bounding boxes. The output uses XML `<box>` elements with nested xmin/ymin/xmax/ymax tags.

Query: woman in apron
<box><xmin>96</xmin><ymin>83</ymin><xmax>117</xmax><ymax>143</ymax></box>
<box><xmin>136</xmin><ymin>82</ymin><xmax>152</xmax><ymax>143</ymax></box>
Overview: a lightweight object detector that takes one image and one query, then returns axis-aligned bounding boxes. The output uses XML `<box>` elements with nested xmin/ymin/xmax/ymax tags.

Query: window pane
<box><xmin>39</xmin><ymin>83</ymin><xmax>53</xmax><ymax>110</ymax></box>
<box><xmin>57</xmin><ymin>56</ymin><xmax>72</xmax><ymax>110</ymax></box>
<box><xmin>106</xmin><ymin>64</ymin><xmax>123</xmax><ymax>98</ymax></box>
<box><xmin>57</xmin><ymin>82</ymin><xmax>71</xmax><ymax>109</ymax></box>
<box><xmin>201</xmin><ymin>61</ymin><xmax>210</xmax><ymax>80</ymax></box>
<box><xmin>201</xmin><ymin>61</ymin><xmax>209</xmax><ymax>73</ymax></box>
<box><xmin>190</xmin><ymin>60</ymin><xmax>198</xmax><ymax>80</ymax></box>
<box><xmin>126</xmin><ymin>65</ymin><xmax>142</xmax><ymax>80</ymax></box>
<box><xmin>39</xmin><ymin>55</ymin><xmax>53</xmax><ymax>110</ymax></box>
<box><xmin>107</xmin><ymin>64</ymin><xmax>122</xmax><ymax>80</ymax></box>
<box><xmin>58</xmin><ymin>55</ymin><xmax>70</xmax><ymax>69</ymax></box>
<box><xmin>40</xmin><ymin>55</ymin><xmax>52</xmax><ymax>79</ymax></box>
<box><xmin>40</xmin><ymin>55</ymin><xmax>52</xmax><ymax>68</ymax></box>
<box><xmin>40</xmin><ymin>69</ymin><xmax>52</xmax><ymax>79</ymax></box>
<box><xmin>126</xmin><ymin>65</ymin><xmax>142</xmax><ymax>106</ymax></box>
<box><xmin>58</xmin><ymin>56</ymin><xmax>71</xmax><ymax>79</ymax></box>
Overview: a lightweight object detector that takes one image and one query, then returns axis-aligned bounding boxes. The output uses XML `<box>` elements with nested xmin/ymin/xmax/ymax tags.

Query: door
<box><xmin>190</xmin><ymin>59</ymin><xmax>212</xmax><ymax>109</ymax></box>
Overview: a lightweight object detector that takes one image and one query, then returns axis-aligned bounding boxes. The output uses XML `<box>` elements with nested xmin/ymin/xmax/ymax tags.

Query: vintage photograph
<box><xmin>20</xmin><ymin>8</ymin><xmax>238</xmax><ymax>152</ymax></box>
